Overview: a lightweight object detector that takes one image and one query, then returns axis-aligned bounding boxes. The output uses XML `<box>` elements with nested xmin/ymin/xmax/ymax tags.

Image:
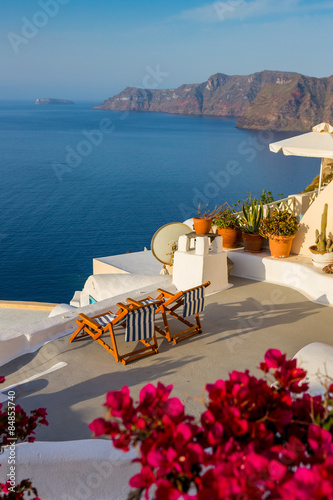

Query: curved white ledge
<box><xmin>228</xmin><ymin>249</ymin><xmax>333</xmax><ymax>307</ymax></box>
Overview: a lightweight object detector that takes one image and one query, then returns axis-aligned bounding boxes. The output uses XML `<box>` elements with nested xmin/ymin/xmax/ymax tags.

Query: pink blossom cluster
<box><xmin>0</xmin><ymin>479</ymin><xmax>40</xmax><ymax>500</ymax></box>
<box><xmin>0</xmin><ymin>376</ymin><xmax>48</xmax><ymax>499</ymax></box>
<box><xmin>90</xmin><ymin>349</ymin><xmax>333</xmax><ymax>499</ymax></box>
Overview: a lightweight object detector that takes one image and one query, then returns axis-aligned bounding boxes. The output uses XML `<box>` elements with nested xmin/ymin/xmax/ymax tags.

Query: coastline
<box><xmin>0</xmin><ymin>104</ymin><xmax>320</xmax><ymax>303</ymax></box>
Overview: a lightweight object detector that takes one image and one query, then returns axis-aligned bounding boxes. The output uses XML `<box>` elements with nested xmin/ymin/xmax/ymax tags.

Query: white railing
<box><xmin>265</xmin><ymin>196</ymin><xmax>295</xmax><ymax>215</ymax></box>
<box><xmin>234</xmin><ymin>187</ymin><xmax>325</xmax><ymax>221</ymax></box>
<box><xmin>263</xmin><ymin>186</ymin><xmax>325</xmax><ymax>218</ymax></box>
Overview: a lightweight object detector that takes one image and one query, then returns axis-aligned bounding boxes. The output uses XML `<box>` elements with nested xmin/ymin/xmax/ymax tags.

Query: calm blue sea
<box><xmin>0</xmin><ymin>101</ymin><xmax>318</xmax><ymax>303</ymax></box>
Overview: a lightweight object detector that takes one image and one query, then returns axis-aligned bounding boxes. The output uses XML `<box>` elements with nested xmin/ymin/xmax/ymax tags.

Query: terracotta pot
<box><xmin>309</xmin><ymin>245</ymin><xmax>333</xmax><ymax>268</ymax></box>
<box><xmin>268</xmin><ymin>234</ymin><xmax>295</xmax><ymax>258</ymax></box>
<box><xmin>217</xmin><ymin>227</ymin><xmax>241</xmax><ymax>249</ymax></box>
<box><xmin>241</xmin><ymin>233</ymin><xmax>263</xmax><ymax>253</ymax></box>
<box><xmin>193</xmin><ymin>217</ymin><xmax>212</xmax><ymax>235</ymax></box>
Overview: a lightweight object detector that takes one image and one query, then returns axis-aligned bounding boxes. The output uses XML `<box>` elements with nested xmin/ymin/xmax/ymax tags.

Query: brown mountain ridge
<box><xmin>94</xmin><ymin>70</ymin><xmax>333</xmax><ymax>131</ymax></box>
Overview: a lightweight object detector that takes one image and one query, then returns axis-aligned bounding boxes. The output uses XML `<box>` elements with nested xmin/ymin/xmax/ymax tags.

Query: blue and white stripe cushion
<box><xmin>125</xmin><ymin>304</ymin><xmax>157</xmax><ymax>342</ymax></box>
<box><xmin>140</xmin><ymin>299</ymin><xmax>158</xmax><ymax>305</ymax></box>
<box><xmin>94</xmin><ymin>313</ymin><xmax>117</xmax><ymax>327</ymax></box>
<box><xmin>183</xmin><ymin>286</ymin><xmax>205</xmax><ymax>318</ymax></box>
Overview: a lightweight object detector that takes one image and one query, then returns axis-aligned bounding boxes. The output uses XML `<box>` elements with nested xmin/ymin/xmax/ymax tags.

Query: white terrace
<box><xmin>0</xmin><ymin>184</ymin><xmax>332</xmax><ymax>500</ymax></box>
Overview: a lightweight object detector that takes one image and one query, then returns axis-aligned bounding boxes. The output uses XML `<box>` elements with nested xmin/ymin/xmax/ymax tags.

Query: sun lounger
<box><xmin>69</xmin><ymin>300</ymin><xmax>162</xmax><ymax>365</ymax></box>
<box><xmin>128</xmin><ymin>281</ymin><xmax>210</xmax><ymax>344</ymax></box>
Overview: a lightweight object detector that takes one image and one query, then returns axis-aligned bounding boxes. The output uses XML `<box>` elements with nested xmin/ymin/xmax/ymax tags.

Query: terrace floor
<box><xmin>1</xmin><ymin>275</ymin><xmax>332</xmax><ymax>442</ymax></box>
<box><xmin>0</xmin><ymin>304</ymin><xmax>53</xmax><ymax>331</ymax></box>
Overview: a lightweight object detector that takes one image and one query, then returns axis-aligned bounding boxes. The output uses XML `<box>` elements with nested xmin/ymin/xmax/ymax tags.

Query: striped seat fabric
<box><xmin>183</xmin><ymin>286</ymin><xmax>205</xmax><ymax>318</ymax></box>
<box><xmin>94</xmin><ymin>312</ymin><xmax>117</xmax><ymax>327</ymax></box>
<box><xmin>141</xmin><ymin>299</ymin><xmax>160</xmax><ymax>305</ymax></box>
<box><xmin>125</xmin><ymin>304</ymin><xmax>156</xmax><ymax>342</ymax></box>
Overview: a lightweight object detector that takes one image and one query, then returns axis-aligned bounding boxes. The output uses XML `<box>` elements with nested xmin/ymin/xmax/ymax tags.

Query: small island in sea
<box><xmin>35</xmin><ymin>98</ymin><xmax>74</xmax><ymax>105</ymax></box>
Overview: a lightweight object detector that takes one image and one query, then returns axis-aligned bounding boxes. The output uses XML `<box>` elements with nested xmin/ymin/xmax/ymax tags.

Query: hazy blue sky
<box><xmin>1</xmin><ymin>0</ymin><xmax>332</xmax><ymax>102</ymax></box>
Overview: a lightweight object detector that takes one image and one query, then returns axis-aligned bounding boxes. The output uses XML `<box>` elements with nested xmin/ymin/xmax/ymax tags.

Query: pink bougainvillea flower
<box><xmin>201</xmin><ymin>409</ymin><xmax>215</xmax><ymax>430</ymax></box>
<box><xmin>278</xmin><ymin>361</ymin><xmax>308</xmax><ymax>393</ymax></box>
<box><xmin>268</xmin><ymin>459</ymin><xmax>288</xmax><ymax>481</ymax></box>
<box><xmin>129</xmin><ymin>465</ymin><xmax>155</xmax><ymax>489</ymax></box>
<box><xmin>32</xmin><ymin>407</ymin><xmax>49</xmax><ymax>426</ymax></box>
<box><xmin>272</xmin><ymin>435</ymin><xmax>307</xmax><ymax>467</ymax></box>
<box><xmin>224</xmin><ymin>407</ymin><xmax>249</xmax><ymax>436</ymax></box>
<box><xmin>308</xmin><ymin>424</ymin><xmax>332</xmax><ymax>457</ymax></box>
<box><xmin>165</xmin><ymin>397</ymin><xmax>185</xmax><ymax>421</ymax></box>
<box><xmin>156</xmin><ymin>381</ymin><xmax>173</xmax><ymax>402</ymax></box>
<box><xmin>113</xmin><ymin>432</ymin><xmax>132</xmax><ymax>451</ymax></box>
<box><xmin>264</xmin><ymin>348</ymin><xmax>286</xmax><ymax>369</ymax></box>
<box><xmin>136</xmin><ymin>417</ymin><xmax>147</xmax><ymax>430</ymax></box>
<box><xmin>89</xmin><ymin>417</ymin><xmax>106</xmax><ymax>436</ymax></box>
<box><xmin>207</xmin><ymin>422</ymin><xmax>223</xmax><ymax>446</ymax></box>
<box><xmin>155</xmin><ymin>479</ymin><xmax>182</xmax><ymax>500</ymax></box>
<box><xmin>205</xmin><ymin>379</ymin><xmax>226</xmax><ymax>403</ymax></box>
<box><xmin>199</xmin><ymin>466</ymin><xmax>243</xmax><ymax>499</ymax></box>
<box><xmin>0</xmin><ymin>482</ymin><xmax>9</xmax><ymax>493</ymax></box>
<box><xmin>147</xmin><ymin>449</ymin><xmax>169</xmax><ymax>469</ymax></box>
<box><xmin>139</xmin><ymin>383</ymin><xmax>157</xmax><ymax>407</ymax></box>
<box><xmin>89</xmin><ymin>350</ymin><xmax>333</xmax><ymax>500</ymax></box>
<box><xmin>229</xmin><ymin>369</ymin><xmax>251</xmax><ymax>386</ymax></box>
<box><xmin>175</xmin><ymin>422</ymin><xmax>192</xmax><ymax>443</ymax></box>
<box><xmin>269</xmin><ymin>407</ymin><xmax>293</xmax><ymax>430</ymax></box>
<box><xmin>105</xmin><ymin>386</ymin><xmax>133</xmax><ymax>419</ymax></box>
<box><xmin>277</xmin><ymin>464</ymin><xmax>333</xmax><ymax>499</ymax></box>
<box><xmin>89</xmin><ymin>417</ymin><xmax>119</xmax><ymax>437</ymax></box>
<box><xmin>185</xmin><ymin>442</ymin><xmax>205</xmax><ymax>468</ymax></box>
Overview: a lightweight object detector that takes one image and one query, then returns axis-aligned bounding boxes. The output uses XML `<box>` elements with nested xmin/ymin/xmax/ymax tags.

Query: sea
<box><xmin>0</xmin><ymin>101</ymin><xmax>319</xmax><ymax>303</ymax></box>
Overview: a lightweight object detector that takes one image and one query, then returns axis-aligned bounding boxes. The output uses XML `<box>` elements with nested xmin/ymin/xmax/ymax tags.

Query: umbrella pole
<box><xmin>318</xmin><ymin>158</ymin><xmax>324</xmax><ymax>195</ymax></box>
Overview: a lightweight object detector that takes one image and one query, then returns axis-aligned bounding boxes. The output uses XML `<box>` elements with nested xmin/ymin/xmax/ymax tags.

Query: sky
<box><xmin>1</xmin><ymin>0</ymin><xmax>333</xmax><ymax>101</ymax></box>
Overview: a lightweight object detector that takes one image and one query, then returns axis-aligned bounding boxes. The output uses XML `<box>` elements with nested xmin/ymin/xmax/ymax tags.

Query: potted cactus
<box><xmin>260</xmin><ymin>209</ymin><xmax>299</xmax><ymax>258</ymax></box>
<box><xmin>309</xmin><ymin>203</ymin><xmax>333</xmax><ymax>268</ymax></box>
<box><xmin>238</xmin><ymin>198</ymin><xmax>264</xmax><ymax>252</ymax></box>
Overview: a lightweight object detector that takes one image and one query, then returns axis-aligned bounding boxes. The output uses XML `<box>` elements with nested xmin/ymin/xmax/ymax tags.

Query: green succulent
<box><xmin>213</xmin><ymin>206</ymin><xmax>240</xmax><ymax>229</ymax></box>
<box><xmin>259</xmin><ymin>209</ymin><xmax>299</xmax><ymax>238</ymax></box>
<box><xmin>239</xmin><ymin>199</ymin><xmax>263</xmax><ymax>234</ymax></box>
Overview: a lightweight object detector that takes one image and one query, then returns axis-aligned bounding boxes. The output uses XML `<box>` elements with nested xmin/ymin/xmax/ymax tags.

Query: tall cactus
<box><xmin>316</xmin><ymin>204</ymin><xmax>332</xmax><ymax>252</ymax></box>
<box><xmin>317</xmin><ymin>204</ymin><xmax>327</xmax><ymax>252</ymax></box>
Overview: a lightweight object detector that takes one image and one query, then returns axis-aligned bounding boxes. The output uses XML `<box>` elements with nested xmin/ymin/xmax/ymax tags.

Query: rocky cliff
<box><xmin>303</xmin><ymin>158</ymin><xmax>333</xmax><ymax>192</ymax></box>
<box><xmin>237</xmin><ymin>74</ymin><xmax>333</xmax><ymax>131</ymax></box>
<box><xmin>94</xmin><ymin>71</ymin><xmax>333</xmax><ymax>131</ymax></box>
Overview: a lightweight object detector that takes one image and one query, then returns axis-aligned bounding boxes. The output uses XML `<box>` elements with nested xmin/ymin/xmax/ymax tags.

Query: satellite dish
<box><xmin>151</xmin><ymin>222</ymin><xmax>192</xmax><ymax>265</ymax></box>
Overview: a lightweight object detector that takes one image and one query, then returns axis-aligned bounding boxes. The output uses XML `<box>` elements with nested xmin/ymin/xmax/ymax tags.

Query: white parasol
<box><xmin>269</xmin><ymin>123</ymin><xmax>333</xmax><ymax>194</ymax></box>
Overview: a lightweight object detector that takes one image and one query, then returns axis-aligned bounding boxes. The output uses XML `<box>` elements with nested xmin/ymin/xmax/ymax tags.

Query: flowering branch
<box><xmin>90</xmin><ymin>349</ymin><xmax>333</xmax><ymax>499</ymax></box>
<box><xmin>0</xmin><ymin>376</ymin><xmax>48</xmax><ymax>499</ymax></box>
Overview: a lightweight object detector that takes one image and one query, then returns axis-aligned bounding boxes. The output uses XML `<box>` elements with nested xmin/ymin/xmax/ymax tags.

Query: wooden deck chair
<box><xmin>128</xmin><ymin>281</ymin><xmax>210</xmax><ymax>345</ymax></box>
<box><xmin>69</xmin><ymin>300</ymin><xmax>162</xmax><ymax>365</ymax></box>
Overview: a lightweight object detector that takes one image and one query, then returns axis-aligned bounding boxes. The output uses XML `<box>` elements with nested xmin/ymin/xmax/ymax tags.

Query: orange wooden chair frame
<box><xmin>69</xmin><ymin>300</ymin><xmax>162</xmax><ymax>365</ymax></box>
<box><xmin>130</xmin><ymin>281</ymin><xmax>210</xmax><ymax>345</ymax></box>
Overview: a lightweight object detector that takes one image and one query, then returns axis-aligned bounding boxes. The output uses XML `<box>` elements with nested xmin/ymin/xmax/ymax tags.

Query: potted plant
<box><xmin>193</xmin><ymin>204</ymin><xmax>223</xmax><ymax>235</ymax></box>
<box><xmin>238</xmin><ymin>197</ymin><xmax>264</xmax><ymax>252</ymax></box>
<box><xmin>213</xmin><ymin>205</ymin><xmax>241</xmax><ymax>248</ymax></box>
<box><xmin>259</xmin><ymin>208</ymin><xmax>299</xmax><ymax>258</ymax></box>
<box><xmin>309</xmin><ymin>203</ymin><xmax>333</xmax><ymax>268</ymax></box>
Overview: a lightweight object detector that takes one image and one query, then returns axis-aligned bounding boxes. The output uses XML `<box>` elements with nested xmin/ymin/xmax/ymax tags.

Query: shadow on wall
<box><xmin>293</xmin><ymin>182</ymin><xmax>333</xmax><ymax>256</ymax></box>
